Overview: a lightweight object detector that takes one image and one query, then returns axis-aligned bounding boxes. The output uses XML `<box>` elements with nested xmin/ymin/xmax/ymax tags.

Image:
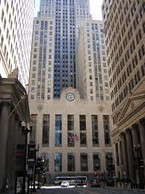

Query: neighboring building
<box><xmin>0</xmin><ymin>74</ymin><xmax>30</xmax><ymax>192</ymax></box>
<box><xmin>29</xmin><ymin>0</ymin><xmax>114</xmax><ymax>184</ymax></box>
<box><xmin>102</xmin><ymin>0</ymin><xmax>145</xmax><ymax>186</ymax></box>
<box><xmin>0</xmin><ymin>0</ymin><xmax>34</xmax><ymax>191</ymax></box>
<box><xmin>0</xmin><ymin>0</ymin><xmax>35</xmax><ymax>86</ymax></box>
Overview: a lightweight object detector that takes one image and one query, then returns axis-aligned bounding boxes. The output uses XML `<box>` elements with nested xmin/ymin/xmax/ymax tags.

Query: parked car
<box><xmin>61</xmin><ymin>181</ymin><xmax>69</xmax><ymax>187</ymax></box>
<box><xmin>90</xmin><ymin>180</ymin><xmax>101</xmax><ymax>187</ymax></box>
<box><xmin>75</xmin><ymin>180</ymin><xmax>84</xmax><ymax>187</ymax></box>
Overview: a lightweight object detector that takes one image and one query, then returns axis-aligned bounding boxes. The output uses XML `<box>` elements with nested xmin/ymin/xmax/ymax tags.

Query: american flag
<box><xmin>68</xmin><ymin>133</ymin><xmax>79</xmax><ymax>142</ymax></box>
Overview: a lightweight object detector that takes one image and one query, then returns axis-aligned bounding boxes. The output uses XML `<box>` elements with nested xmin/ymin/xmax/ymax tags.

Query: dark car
<box><xmin>75</xmin><ymin>180</ymin><xmax>86</xmax><ymax>187</ymax></box>
<box><xmin>90</xmin><ymin>180</ymin><xmax>101</xmax><ymax>187</ymax></box>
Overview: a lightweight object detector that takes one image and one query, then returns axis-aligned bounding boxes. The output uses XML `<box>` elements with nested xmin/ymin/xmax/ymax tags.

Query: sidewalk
<box><xmin>105</xmin><ymin>186</ymin><xmax>145</xmax><ymax>193</ymax></box>
<box><xmin>0</xmin><ymin>188</ymin><xmax>43</xmax><ymax>194</ymax></box>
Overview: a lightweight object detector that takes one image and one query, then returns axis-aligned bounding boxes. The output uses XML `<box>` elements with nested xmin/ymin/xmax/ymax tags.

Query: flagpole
<box><xmin>8</xmin><ymin>94</ymin><xmax>26</xmax><ymax>119</ymax></box>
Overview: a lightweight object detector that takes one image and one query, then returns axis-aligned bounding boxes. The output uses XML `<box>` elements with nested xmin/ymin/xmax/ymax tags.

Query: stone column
<box><xmin>139</xmin><ymin>118</ymin><xmax>145</xmax><ymax>184</ymax></box>
<box><xmin>125</xmin><ymin>129</ymin><xmax>135</xmax><ymax>183</ymax></box>
<box><xmin>115</xmin><ymin>142</ymin><xmax>120</xmax><ymax>179</ymax></box>
<box><xmin>118</xmin><ymin>140</ymin><xmax>122</xmax><ymax>166</ymax></box>
<box><xmin>120</xmin><ymin>133</ymin><xmax>129</xmax><ymax>179</ymax></box>
<box><xmin>132</xmin><ymin>124</ymin><xmax>140</xmax><ymax>147</ymax></box>
<box><xmin>132</xmin><ymin>124</ymin><xmax>140</xmax><ymax>184</ymax></box>
<box><xmin>0</xmin><ymin>99</ymin><xmax>11</xmax><ymax>192</ymax></box>
<box><xmin>118</xmin><ymin>140</ymin><xmax>122</xmax><ymax>178</ymax></box>
<box><xmin>6</xmin><ymin>113</ymin><xmax>16</xmax><ymax>190</ymax></box>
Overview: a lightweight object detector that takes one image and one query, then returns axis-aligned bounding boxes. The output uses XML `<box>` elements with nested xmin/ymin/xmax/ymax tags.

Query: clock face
<box><xmin>66</xmin><ymin>93</ymin><xmax>75</xmax><ymax>101</ymax></box>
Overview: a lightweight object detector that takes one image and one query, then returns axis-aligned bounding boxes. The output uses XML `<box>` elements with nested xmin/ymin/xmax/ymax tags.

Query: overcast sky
<box><xmin>35</xmin><ymin>0</ymin><xmax>104</xmax><ymax>20</ymax></box>
<box><xmin>90</xmin><ymin>0</ymin><xmax>103</xmax><ymax>20</ymax></box>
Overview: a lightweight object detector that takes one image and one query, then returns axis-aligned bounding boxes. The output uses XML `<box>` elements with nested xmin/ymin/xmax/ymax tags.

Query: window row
<box><xmin>40</xmin><ymin>152</ymin><xmax>113</xmax><ymax>172</ymax></box>
<box><xmin>109</xmin><ymin>44</ymin><xmax>145</xmax><ymax>90</ymax></box>
<box><xmin>30</xmin><ymin>114</ymin><xmax>111</xmax><ymax>147</ymax></box>
<box><xmin>111</xmin><ymin>63</ymin><xmax>145</xmax><ymax>111</ymax></box>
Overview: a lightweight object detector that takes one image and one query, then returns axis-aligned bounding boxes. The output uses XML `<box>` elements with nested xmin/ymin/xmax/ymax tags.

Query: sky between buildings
<box><xmin>35</xmin><ymin>0</ymin><xmax>104</xmax><ymax>20</ymax></box>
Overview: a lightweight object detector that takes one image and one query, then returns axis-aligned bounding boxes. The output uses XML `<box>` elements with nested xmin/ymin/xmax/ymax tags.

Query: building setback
<box><xmin>102</xmin><ymin>0</ymin><xmax>145</xmax><ymax>186</ymax></box>
<box><xmin>29</xmin><ymin>0</ymin><xmax>114</xmax><ymax>184</ymax></box>
<box><xmin>77</xmin><ymin>20</ymin><xmax>110</xmax><ymax>101</ymax></box>
<box><xmin>0</xmin><ymin>0</ymin><xmax>34</xmax><ymax>86</ymax></box>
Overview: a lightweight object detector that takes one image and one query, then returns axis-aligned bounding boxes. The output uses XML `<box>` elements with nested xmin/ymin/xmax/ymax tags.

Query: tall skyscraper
<box><xmin>29</xmin><ymin>0</ymin><xmax>109</xmax><ymax>101</ymax></box>
<box><xmin>30</xmin><ymin>0</ymin><xmax>91</xmax><ymax>99</ymax></box>
<box><xmin>102</xmin><ymin>0</ymin><xmax>145</xmax><ymax>185</ymax></box>
<box><xmin>29</xmin><ymin>0</ymin><xmax>114</xmax><ymax>184</ymax></box>
<box><xmin>0</xmin><ymin>0</ymin><xmax>35</xmax><ymax>86</ymax></box>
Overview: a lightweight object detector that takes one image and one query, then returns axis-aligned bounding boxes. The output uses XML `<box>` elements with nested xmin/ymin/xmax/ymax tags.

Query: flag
<box><xmin>68</xmin><ymin>133</ymin><xmax>79</xmax><ymax>142</ymax></box>
<box><xmin>68</xmin><ymin>134</ymin><xmax>74</xmax><ymax>142</ymax></box>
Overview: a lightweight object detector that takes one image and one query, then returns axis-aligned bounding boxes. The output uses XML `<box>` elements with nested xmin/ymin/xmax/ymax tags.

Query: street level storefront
<box><xmin>0</xmin><ymin>75</ymin><xmax>30</xmax><ymax>192</ymax></box>
<box><xmin>111</xmin><ymin>81</ymin><xmax>145</xmax><ymax>189</ymax></box>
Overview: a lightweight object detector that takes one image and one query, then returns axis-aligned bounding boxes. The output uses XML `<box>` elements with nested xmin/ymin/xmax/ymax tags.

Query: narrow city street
<box><xmin>1</xmin><ymin>0</ymin><xmax>145</xmax><ymax>193</ymax></box>
<box><xmin>35</xmin><ymin>187</ymin><xmax>145</xmax><ymax>194</ymax></box>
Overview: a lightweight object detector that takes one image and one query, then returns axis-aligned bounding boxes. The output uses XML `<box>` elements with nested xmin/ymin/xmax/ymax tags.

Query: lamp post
<box><xmin>36</xmin><ymin>157</ymin><xmax>44</xmax><ymax>189</ymax></box>
<box><xmin>40</xmin><ymin>152</ymin><xmax>49</xmax><ymax>185</ymax></box>
<box><xmin>32</xmin><ymin>144</ymin><xmax>39</xmax><ymax>192</ymax></box>
<box><xmin>21</xmin><ymin>121</ymin><xmax>32</xmax><ymax>194</ymax></box>
<box><xmin>106</xmin><ymin>155</ymin><xmax>115</xmax><ymax>186</ymax></box>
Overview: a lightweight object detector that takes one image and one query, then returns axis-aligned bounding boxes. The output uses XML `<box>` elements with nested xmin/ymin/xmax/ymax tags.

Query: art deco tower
<box><xmin>29</xmin><ymin>0</ymin><xmax>113</xmax><ymax>184</ymax></box>
<box><xmin>29</xmin><ymin>0</ymin><xmax>109</xmax><ymax>101</ymax></box>
<box><xmin>29</xmin><ymin>0</ymin><xmax>91</xmax><ymax>99</ymax></box>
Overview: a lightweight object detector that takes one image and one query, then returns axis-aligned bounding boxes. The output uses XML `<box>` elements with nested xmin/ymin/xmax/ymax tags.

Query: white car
<box><xmin>61</xmin><ymin>181</ymin><xmax>69</xmax><ymax>187</ymax></box>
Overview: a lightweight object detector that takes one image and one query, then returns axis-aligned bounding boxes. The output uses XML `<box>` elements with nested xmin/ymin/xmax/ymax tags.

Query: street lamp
<box><xmin>32</xmin><ymin>144</ymin><xmax>39</xmax><ymax>192</ymax></box>
<box><xmin>21</xmin><ymin>121</ymin><xmax>32</xmax><ymax>194</ymax></box>
<box><xmin>106</xmin><ymin>155</ymin><xmax>115</xmax><ymax>187</ymax></box>
<box><xmin>36</xmin><ymin>157</ymin><xmax>45</xmax><ymax>189</ymax></box>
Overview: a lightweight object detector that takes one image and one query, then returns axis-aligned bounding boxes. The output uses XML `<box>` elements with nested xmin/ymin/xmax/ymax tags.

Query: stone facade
<box><xmin>102</xmin><ymin>0</ymin><xmax>145</xmax><ymax>186</ymax></box>
<box><xmin>0</xmin><ymin>77</ymin><xmax>30</xmax><ymax>192</ymax></box>
<box><xmin>111</xmin><ymin>82</ymin><xmax>145</xmax><ymax>184</ymax></box>
<box><xmin>29</xmin><ymin>87</ymin><xmax>114</xmax><ymax>183</ymax></box>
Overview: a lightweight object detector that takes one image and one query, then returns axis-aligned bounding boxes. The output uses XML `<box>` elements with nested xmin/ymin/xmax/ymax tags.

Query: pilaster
<box><xmin>120</xmin><ymin>133</ymin><xmax>129</xmax><ymax>179</ymax></box>
<box><xmin>0</xmin><ymin>99</ymin><xmax>11</xmax><ymax>191</ymax></box>
<box><xmin>139</xmin><ymin>118</ymin><xmax>145</xmax><ymax>183</ymax></box>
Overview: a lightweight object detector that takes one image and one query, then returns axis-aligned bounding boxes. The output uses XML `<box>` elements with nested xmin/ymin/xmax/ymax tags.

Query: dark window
<box><xmin>42</xmin><ymin>114</ymin><xmax>50</xmax><ymax>145</ymax></box>
<box><xmin>103</xmin><ymin>115</ymin><xmax>111</xmax><ymax>146</ymax></box>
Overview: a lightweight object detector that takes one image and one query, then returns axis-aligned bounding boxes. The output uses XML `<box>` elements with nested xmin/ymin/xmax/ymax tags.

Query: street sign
<box><xmin>16</xmin><ymin>144</ymin><xmax>25</xmax><ymax>165</ymax></box>
<box><xmin>28</xmin><ymin>144</ymin><xmax>36</xmax><ymax>159</ymax></box>
<box><xmin>28</xmin><ymin>144</ymin><xmax>36</xmax><ymax>169</ymax></box>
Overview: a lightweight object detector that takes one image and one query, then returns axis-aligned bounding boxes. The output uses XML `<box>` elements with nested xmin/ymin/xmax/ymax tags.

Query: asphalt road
<box><xmin>35</xmin><ymin>186</ymin><xmax>145</xmax><ymax>194</ymax></box>
<box><xmin>36</xmin><ymin>187</ymin><xmax>85</xmax><ymax>194</ymax></box>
